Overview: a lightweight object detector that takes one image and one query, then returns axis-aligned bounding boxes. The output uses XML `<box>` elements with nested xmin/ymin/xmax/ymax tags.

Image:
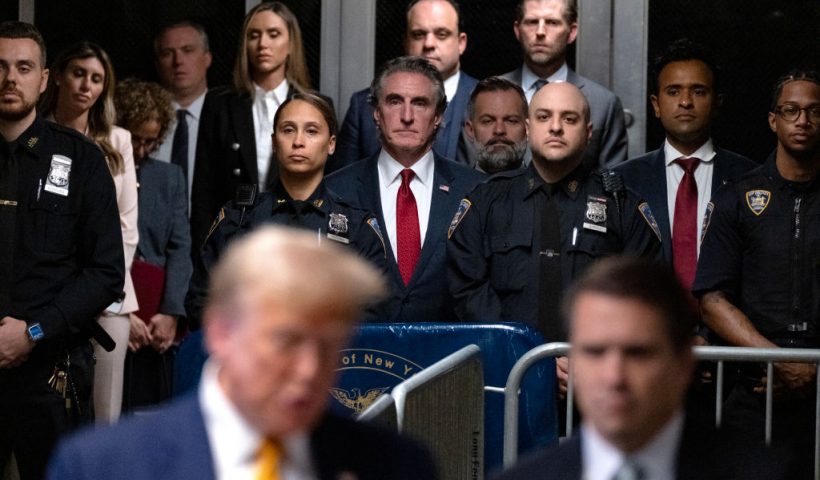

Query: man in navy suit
<box><xmin>493</xmin><ymin>258</ymin><xmax>791</xmax><ymax>480</ymax></box>
<box><xmin>331</xmin><ymin>0</ymin><xmax>479</xmax><ymax>171</ymax></box>
<box><xmin>501</xmin><ymin>0</ymin><xmax>627</xmax><ymax>168</ymax></box>
<box><xmin>616</xmin><ymin>39</ymin><xmax>756</xmax><ymax>284</ymax></box>
<box><xmin>48</xmin><ymin>226</ymin><xmax>438</xmax><ymax>480</ymax></box>
<box><xmin>326</xmin><ymin>56</ymin><xmax>484</xmax><ymax>323</ymax></box>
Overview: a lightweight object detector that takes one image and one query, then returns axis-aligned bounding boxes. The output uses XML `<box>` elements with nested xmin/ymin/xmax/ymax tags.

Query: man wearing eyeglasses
<box><xmin>694</xmin><ymin>69</ymin><xmax>820</xmax><ymax>478</ymax></box>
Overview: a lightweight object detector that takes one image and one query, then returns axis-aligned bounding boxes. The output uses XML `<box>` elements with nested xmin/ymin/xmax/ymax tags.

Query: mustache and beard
<box><xmin>473</xmin><ymin>136</ymin><xmax>528</xmax><ymax>174</ymax></box>
<box><xmin>0</xmin><ymin>85</ymin><xmax>38</xmax><ymax>122</ymax></box>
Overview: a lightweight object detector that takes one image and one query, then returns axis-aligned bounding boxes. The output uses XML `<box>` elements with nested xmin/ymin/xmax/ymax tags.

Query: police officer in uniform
<box><xmin>448</xmin><ymin>82</ymin><xmax>660</xmax><ymax>393</ymax></box>
<box><xmin>0</xmin><ymin>22</ymin><xmax>124</xmax><ymax>480</ymax></box>
<box><xmin>186</xmin><ymin>93</ymin><xmax>386</xmax><ymax>328</ymax></box>
<box><xmin>694</xmin><ymin>70</ymin><xmax>820</xmax><ymax>477</ymax></box>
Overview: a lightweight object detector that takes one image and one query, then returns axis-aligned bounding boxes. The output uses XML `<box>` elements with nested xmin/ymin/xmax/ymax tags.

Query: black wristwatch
<box><xmin>26</xmin><ymin>322</ymin><xmax>44</xmax><ymax>343</ymax></box>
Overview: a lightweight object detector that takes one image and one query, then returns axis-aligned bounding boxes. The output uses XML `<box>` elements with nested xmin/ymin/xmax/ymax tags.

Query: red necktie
<box><xmin>396</xmin><ymin>169</ymin><xmax>420</xmax><ymax>285</ymax></box>
<box><xmin>672</xmin><ymin>157</ymin><xmax>700</xmax><ymax>290</ymax></box>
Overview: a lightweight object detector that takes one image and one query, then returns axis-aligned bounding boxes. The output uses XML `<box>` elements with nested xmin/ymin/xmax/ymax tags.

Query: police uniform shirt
<box><xmin>1</xmin><ymin>116</ymin><xmax>124</xmax><ymax>359</ymax></box>
<box><xmin>447</xmin><ymin>163</ymin><xmax>662</xmax><ymax>339</ymax></box>
<box><xmin>186</xmin><ymin>180</ymin><xmax>387</xmax><ymax>328</ymax></box>
<box><xmin>693</xmin><ymin>155</ymin><xmax>820</xmax><ymax>342</ymax></box>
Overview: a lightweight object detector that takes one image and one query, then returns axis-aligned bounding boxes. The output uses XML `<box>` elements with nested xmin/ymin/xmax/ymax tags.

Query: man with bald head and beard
<box><xmin>448</xmin><ymin>81</ymin><xmax>659</xmax><ymax>393</ymax></box>
<box><xmin>464</xmin><ymin>76</ymin><xmax>529</xmax><ymax>174</ymax></box>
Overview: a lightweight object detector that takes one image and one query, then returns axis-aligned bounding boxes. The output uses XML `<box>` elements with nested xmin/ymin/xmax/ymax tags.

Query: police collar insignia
<box><xmin>44</xmin><ymin>155</ymin><xmax>72</xmax><ymax>196</ymax></box>
<box><xmin>26</xmin><ymin>136</ymin><xmax>38</xmax><ymax>149</ymax></box>
<box><xmin>448</xmin><ymin>199</ymin><xmax>472</xmax><ymax>239</ymax></box>
<box><xmin>313</xmin><ymin>199</ymin><xmax>324</xmax><ymax>208</ymax></box>
<box><xmin>327</xmin><ymin>212</ymin><xmax>350</xmax><ymax>244</ymax></box>
<box><xmin>583</xmin><ymin>195</ymin><xmax>607</xmax><ymax>232</ymax></box>
<box><xmin>745</xmin><ymin>190</ymin><xmax>771</xmax><ymax>216</ymax></box>
<box><xmin>638</xmin><ymin>202</ymin><xmax>662</xmax><ymax>242</ymax></box>
<box><xmin>567</xmin><ymin>180</ymin><xmax>578</xmax><ymax>193</ymax></box>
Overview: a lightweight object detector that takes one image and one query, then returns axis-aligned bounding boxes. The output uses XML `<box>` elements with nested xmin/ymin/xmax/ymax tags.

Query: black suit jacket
<box><xmin>48</xmin><ymin>394</ymin><xmax>438</xmax><ymax>480</ymax></box>
<box><xmin>616</xmin><ymin>146</ymin><xmax>756</xmax><ymax>263</ymax></box>
<box><xmin>331</xmin><ymin>72</ymin><xmax>479</xmax><ymax>172</ymax></box>
<box><xmin>492</xmin><ymin>420</ymin><xmax>791</xmax><ymax>480</ymax></box>
<box><xmin>190</xmin><ymin>86</ymin><xmax>300</xmax><ymax>253</ymax></box>
<box><xmin>325</xmin><ymin>153</ymin><xmax>485</xmax><ymax>322</ymax></box>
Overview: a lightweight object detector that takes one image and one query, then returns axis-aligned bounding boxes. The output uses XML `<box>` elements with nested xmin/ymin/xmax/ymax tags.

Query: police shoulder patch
<box><xmin>447</xmin><ymin>199</ymin><xmax>472</xmax><ymax>239</ymax></box>
<box><xmin>205</xmin><ymin>208</ymin><xmax>226</xmax><ymax>243</ymax></box>
<box><xmin>638</xmin><ymin>202</ymin><xmax>662</xmax><ymax>242</ymax></box>
<box><xmin>367</xmin><ymin>217</ymin><xmax>387</xmax><ymax>258</ymax></box>
<box><xmin>745</xmin><ymin>190</ymin><xmax>771</xmax><ymax>216</ymax></box>
<box><xmin>700</xmin><ymin>202</ymin><xmax>715</xmax><ymax>244</ymax></box>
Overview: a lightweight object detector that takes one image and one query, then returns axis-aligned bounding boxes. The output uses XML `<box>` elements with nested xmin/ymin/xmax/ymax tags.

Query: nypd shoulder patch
<box><xmin>700</xmin><ymin>202</ymin><xmax>715</xmax><ymax>244</ymax></box>
<box><xmin>367</xmin><ymin>217</ymin><xmax>387</xmax><ymax>258</ymax></box>
<box><xmin>447</xmin><ymin>199</ymin><xmax>472</xmax><ymax>239</ymax></box>
<box><xmin>638</xmin><ymin>202</ymin><xmax>662</xmax><ymax>242</ymax></box>
<box><xmin>745</xmin><ymin>190</ymin><xmax>771</xmax><ymax>216</ymax></box>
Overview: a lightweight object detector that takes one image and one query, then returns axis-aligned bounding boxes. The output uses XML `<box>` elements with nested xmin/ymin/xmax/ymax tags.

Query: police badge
<box><xmin>44</xmin><ymin>155</ymin><xmax>72</xmax><ymax>196</ymax></box>
<box><xmin>583</xmin><ymin>195</ymin><xmax>608</xmax><ymax>233</ymax></box>
<box><xmin>327</xmin><ymin>212</ymin><xmax>350</xmax><ymax>244</ymax></box>
<box><xmin>745</xmin><ymin>190</ymin><xmax>771</xmax><ymax>216</ymax></box>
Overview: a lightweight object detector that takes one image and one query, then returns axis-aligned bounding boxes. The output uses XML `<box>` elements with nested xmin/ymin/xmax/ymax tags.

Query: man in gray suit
<box><xmin>501</xmin><ymin>0</ymin><xmax>627</xmax><ymax>168</ymax></box>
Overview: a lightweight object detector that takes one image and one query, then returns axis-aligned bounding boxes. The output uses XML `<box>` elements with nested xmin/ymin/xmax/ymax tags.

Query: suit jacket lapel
<box><xmin>647</xmin><ymin>149</ymin><xmax>673</xmax><ymax>261</ymax></box>
<box><xmin>711</xmin><ymin>148</ymin><xmax>730</xmax><ymax>196</ymax></box>
<box><xmin>231</xmin><ymin>94</ymin><xmax>259</xmax><ymax>185</ymax></box>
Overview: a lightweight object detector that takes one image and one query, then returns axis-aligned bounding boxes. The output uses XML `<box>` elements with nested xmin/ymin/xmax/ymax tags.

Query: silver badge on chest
<box><xmin>327</xmin><ymin>212</ymin><xmax>350</xmax><ymax>244</ymax></box>
<box><xmin>583</xmin><ymin>195</ymin><xmax>608</xmax><ymax>233</ymax></box>
<box><xmin>44</xmin><ymin>155</ymin><xmax>72</xmax><ymax>196</ymax></box>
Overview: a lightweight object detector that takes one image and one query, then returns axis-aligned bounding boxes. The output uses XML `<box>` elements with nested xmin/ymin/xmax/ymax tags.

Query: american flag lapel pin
<box><xmin>439</xmin><ymin>184</ymin><xmax>450</xmax><ymax>192</ymax></box>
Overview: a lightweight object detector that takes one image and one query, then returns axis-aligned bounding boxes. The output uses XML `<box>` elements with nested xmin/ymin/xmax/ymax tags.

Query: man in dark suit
<box><xmin>616</xmin><ymin>39</ymin><xmax>756</xmax><ymax>288</ymax></box>
<box><xmin>48</xmin><ymin>226</ymin><xmax>438</xmax><ymax>480</ymax></box>
<box><xmin>326</xmin><ymin>56</ymin><xmax>484</xmax><ymax>323</ymax></box>
<box><xmin>493</xmin><ymin>257</ymin><xmax>791</xmax><ymax>480</ymax></box>
<box><xmin>332</xmin><ymin>0</ymin><xmax>479</xmax><ymax>171</ymax></box>
<box><xmin>501</xmin><ymin>0</ymin><xmax>627</xmax><ymax>168</ymax></box>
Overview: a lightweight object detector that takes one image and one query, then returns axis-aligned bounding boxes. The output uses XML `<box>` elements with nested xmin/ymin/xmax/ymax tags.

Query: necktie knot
<box><xmin>255</xmin><ymin>438</ymin><xmax>282</xmax><ymax>480</ymax></box>
<box><xmin>674</xmin><ymin>157</ymin><xmax>700</xmax><ymax>175</ymax></box>
<box><xmin>612</xmin><ymin>458</ymin><xmax>645</xmax><ymax>480</ymax></box>
<box><xmin>177</xmin><ymin>109</ymin><xmax>189</xmax><ymax>122</ymax></box>
<box><xmin>533</xmin><ymin>78</ymin><xmax>549</xmax><ymax>92</ymax></box>
<box><xmin>400</xmin><ymin>168</ymin><xmax>415</xmax><ymax>186</ymax></box>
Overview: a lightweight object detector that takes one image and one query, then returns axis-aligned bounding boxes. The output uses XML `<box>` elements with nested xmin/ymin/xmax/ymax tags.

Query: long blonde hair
<box><xmin>39</xmin><ymin>42</ymin><xmax>123</xmax><ymax>175</ymax></box>
<box><xmin>233</xmin><ymin>2</ymin><xmax>312</xmax><ymax>97</ymax></box>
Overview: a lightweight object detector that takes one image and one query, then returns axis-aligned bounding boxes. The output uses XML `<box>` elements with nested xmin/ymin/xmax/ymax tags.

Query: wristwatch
<box><xmin>26</xmin><ymin>322</ymin><xmax>44</xmax><ymax>343</ymax></box>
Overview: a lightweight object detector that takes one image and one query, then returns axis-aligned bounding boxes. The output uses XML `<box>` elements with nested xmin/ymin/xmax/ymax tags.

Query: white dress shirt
<box><xmin>252</xmin><ymin>79</ymin><xmax>289</xmax><ymax>188</ymax></box>
<box><xmin>153</xmin><ymin>91</ymin><xmax>207</xmax><ymax>207</ymax></box>
<box><xmin>582</xmin><ymin>411</ymin><xmax>684</xmax><ymax>480</ymax></box>
<box><xmin>521</xmin><ymin>62</ymin><xmax>569</xmax><ymax>104</ymax></box>
<box><xmin>664</xmin><ymin>138</ymin><xmax>716</xmax><ymax>256</ymax></box>
<box><xmin>377</xmin><ymin>149</ymin><xmax>435</xmax><ymax>257</ymax></box>
<box><xmin>443</xmin><ymin>70</ymin><xmax>460</xmax><ymax>103</ymax></box>
<box><xmin>199</xmin><ymin>361</ymin><xmax>317</xmax><ymax>480</ymax></box>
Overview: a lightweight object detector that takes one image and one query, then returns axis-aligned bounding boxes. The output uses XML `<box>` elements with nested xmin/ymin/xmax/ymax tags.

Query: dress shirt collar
<box><xmin>663</xmin><ymin>138</ymin><xmax>716</xmax><ymax>166</ymax></box>
<box><xmin>199</xmin><ymin>360</ymin><xmax>314</xmax><ymax>479</ymax></box>
<box><xmin>443</xmin><ymin>70</ymin><xmax>460</xmax><ymax>103</ymax></box>
<box><xmin>377</xmin><ymin>148</ymin><xmax>435</xmax><ymax>188</ymax></box>
<box><xmin>173</xmin><ymin>90</ymin><xmax>207</xmax><ymax>121</ymax></box>
<box><xmin>522</xmin><ymin>62</ymin><xmax>568</xmax><ymax>93</ymax></box>
<box><xmin>254</xmin><ymin>79</ymin><xmax>289</xmax><ymax>105</ymax></box>
<box><xmin>581</xmin><ymin>410</ymin><xmax>684</xmax><ymax>480</ymax></box>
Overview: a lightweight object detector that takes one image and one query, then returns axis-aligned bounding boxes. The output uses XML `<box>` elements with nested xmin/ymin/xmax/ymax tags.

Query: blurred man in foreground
<box><xmin>48</xmin><ymin>226</ymin><xmax>437</xmax><ymax>480</ymax></box>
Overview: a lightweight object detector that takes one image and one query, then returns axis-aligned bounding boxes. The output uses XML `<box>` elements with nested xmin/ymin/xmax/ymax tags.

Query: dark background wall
<box><xmin>5</xmin><ymin>0</ymin><xmax>819</xmax><ymax>161</ymax></box>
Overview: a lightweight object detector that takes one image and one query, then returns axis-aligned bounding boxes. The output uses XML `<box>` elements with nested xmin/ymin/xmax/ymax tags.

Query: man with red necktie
<box><xmin>326</xmin><ymin>56</ymin><xmax>484</xmax><ymax>323</ymax></box>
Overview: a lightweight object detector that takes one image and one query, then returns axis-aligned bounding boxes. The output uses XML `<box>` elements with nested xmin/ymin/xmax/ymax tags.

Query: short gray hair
<box><xmin>368</xmin><ymin>56</ymin><xmax>447</xmax><ymax>116</ymax></box>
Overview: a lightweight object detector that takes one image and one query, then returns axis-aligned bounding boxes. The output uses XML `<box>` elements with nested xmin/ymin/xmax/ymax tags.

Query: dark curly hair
<box><xmin>114</xmin><ymin>78</ymin><xmax>175</xmax><ymax>147</ymax></box>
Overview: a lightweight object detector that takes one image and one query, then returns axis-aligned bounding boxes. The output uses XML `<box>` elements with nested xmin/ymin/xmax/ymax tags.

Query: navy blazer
<box><xmin>325</xmin><ymin>153</ymin><xmax>485</xmax><ymax>323</ymax></box>
<box><xmin>501</xmin><ymin>67</ymin><xmax>627</xmax><ymax>168</ymax></box>
<box><xmin>47</xmin><ymin>394</ymin><xmax>438</xmax><ymax>480</ymax></box>
<box><xmin>491</xmin><ymin>420</ymin><xmax>791</xmax><ymax>480</ymax></box>
<box><xmin>616</xmin><ymin>147</ymin><xmax>756</xmax><ymax>263</ymax></box>
<box><xmin>331</xmin><ymin>71</ymin><xmax>479</xmax><ymax>172</ymax></box>
<box><xmin>135</xmin><ymin>158</ymin><xmax>192</xmax><ymax>318</ymax></box>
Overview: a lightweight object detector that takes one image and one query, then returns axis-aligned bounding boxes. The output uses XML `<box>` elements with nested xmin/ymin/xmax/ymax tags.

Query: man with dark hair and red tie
<box><xmin>326</xmin><ymin>56</ymin><xmax>484</xmax><ymax>323</ymax></box>
<box><xmin>616</xmin><ymin>38</ymin><xmax>755</xmax><ymax>290</ymax></box>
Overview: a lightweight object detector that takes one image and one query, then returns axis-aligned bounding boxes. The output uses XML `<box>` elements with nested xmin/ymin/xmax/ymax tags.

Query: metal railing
<box><xmin>503</xmin><ymin>342</ymin><xmax>820</xmax><ymax>479</ymax></box>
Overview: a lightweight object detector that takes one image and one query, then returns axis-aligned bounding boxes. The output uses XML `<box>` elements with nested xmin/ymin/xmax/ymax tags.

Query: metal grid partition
<box><xmin>503</xmin><ymin>342</ymin><xmax>820</xmax><ymax>479</ymax></box>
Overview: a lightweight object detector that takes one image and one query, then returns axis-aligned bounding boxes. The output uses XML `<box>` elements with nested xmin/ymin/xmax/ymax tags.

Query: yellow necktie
<box><xmin>255</xmin><ymin>438</ymin><xmax>281</xmax><ymax>480</ymax></box>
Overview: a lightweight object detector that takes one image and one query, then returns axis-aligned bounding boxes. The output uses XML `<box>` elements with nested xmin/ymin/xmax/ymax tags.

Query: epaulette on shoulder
<box><xmin>45</xmin><ymin>120</ymin><xmax>98</xmax><ymax>148</ymax></box>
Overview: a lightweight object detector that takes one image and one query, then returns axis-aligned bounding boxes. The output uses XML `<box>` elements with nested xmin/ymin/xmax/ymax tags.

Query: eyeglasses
<box><xmin>774</xmin><ymin>104</ymin><xmax>820</xmax><ymax>123</ymax></box>
<box><xmin>131</xmin><ymin>136</ymin><xmax>160</xmax><ymax>152</ymax></box>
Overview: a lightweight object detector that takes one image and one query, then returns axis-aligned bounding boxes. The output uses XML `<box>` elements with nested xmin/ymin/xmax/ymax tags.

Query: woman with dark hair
<box><xmin>39</xmin><ymin>41</ymin><xmax>138</xmax><ymax>423</ymax></box>
<box><xmin>191</xmin><ymin>2</ymin><xmax>314</xmax><ymax>253</ymax></box>
<box><xmin>185</xmin><ymin>93</ymin><xmax>385</xmax><ymax>328</ymax></box>
<box><xmin>115</xmin><ymin>78</ymin><xmax>192</xmax><ymax>411</ymax></box>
